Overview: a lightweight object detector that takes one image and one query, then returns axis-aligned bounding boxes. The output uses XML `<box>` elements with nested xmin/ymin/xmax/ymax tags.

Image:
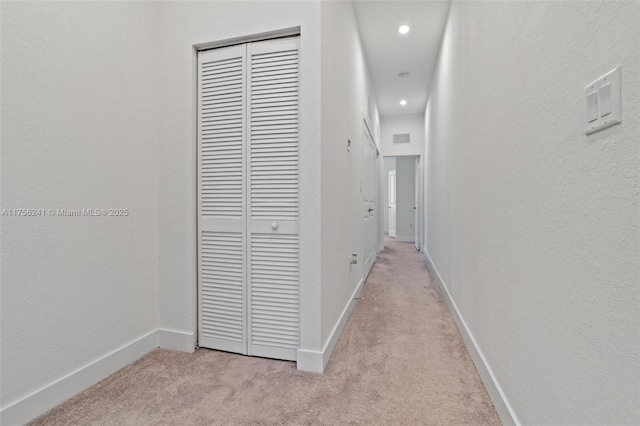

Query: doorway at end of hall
<box><xmin>382</xmin><ymin>155</ymin><xmax>420</xmax><ymax>251</ymax></box>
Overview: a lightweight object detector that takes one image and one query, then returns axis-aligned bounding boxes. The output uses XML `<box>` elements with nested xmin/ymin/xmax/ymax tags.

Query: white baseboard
<box><xmin>395</xmin><ymin>236</ymin><xmax>415</xmax><ymax>243</ymax></box>
<box><xmin>297</xmin><ymin>277</ymin><xmax>364</xmax><ymax>374</ymax></box>
<box><xmin>158</xmin><ymin>328</ymin><xmax>195</xmax><ymax>353</ymax></box>
<box><xmin>296</xmin><ymin>348</ymin><xmax>324</xmax><ymax>373</ymax></box>
<box><xmin>1</xmin><ymin>328</ymin><xmax>196</xmax><ymax>425</ymax></box>
<box><xmin>320</xmin><ymin>276</ymin><xmax>364</xmax><ymax>372</ymax></box>
<box><xmin>0</xmin><ymin>330</ymin><xmax>159</xmax><ymax>426</ymax></box>
<box><xmin>422</xmin><ymin>250</ymin><xmax>520</xmax><ymax>426</ymax></box>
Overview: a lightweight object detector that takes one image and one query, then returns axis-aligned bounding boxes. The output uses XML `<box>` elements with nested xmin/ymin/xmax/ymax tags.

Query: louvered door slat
<box><xmin>249</xmin><ymin>234</ymin><xmax>300</xmax><ymax>354</ymax></box>
<box><xmin>198</xmin><ymin>44</ymin><xmax>247</xmax><ymax>355</ymax></box>
<box><xmin>247</xmin><ymin>37</ymin><xmax>300</xmax><ymax>361</ymax></box>
<box><xmin>199</xmin><ymin>231</ymin><xmax>244</xmax><ymax>352</ymax></box>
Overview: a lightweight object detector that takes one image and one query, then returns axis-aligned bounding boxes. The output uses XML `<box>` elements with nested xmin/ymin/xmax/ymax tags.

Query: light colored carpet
<box><xmin>30</xmin><ymin>238</ymin><xmax>500</xmax><ymax>425</ymax></box>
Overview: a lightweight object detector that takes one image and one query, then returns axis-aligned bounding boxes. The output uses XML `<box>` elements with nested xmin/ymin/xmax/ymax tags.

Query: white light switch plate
<box><xmin>585</xmin><ymin>66</ymin><xmax>621</xmax><ymax>135</ymax></box>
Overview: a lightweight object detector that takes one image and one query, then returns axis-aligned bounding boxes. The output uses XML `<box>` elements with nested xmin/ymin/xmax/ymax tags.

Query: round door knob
<box><xmin>271</xmin><ymin>222</ymin><xmax>279</xmax><ymax>230</ymax></box>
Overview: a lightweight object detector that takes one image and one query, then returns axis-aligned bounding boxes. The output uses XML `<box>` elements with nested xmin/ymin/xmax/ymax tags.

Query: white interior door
<box><xmin>197</xmin><ymin>37</ymin><xmax>300</xmax><ymax>361</ymax></box>
<box><xmin>362</xmin><ymin>124</ymin><xmax>377</xmax><ymax>278</ymax></box>
<box><xmin>247</xmin><ymin>37</ymin><xmax>300</xmax><ymax>361</ymax></box>
<box><xmin>414</xmin><ymin>157</ymin><xmax>419</xmax><ymax>251</ymax></box>
<box><xmin>388</xmin><ymin>170</ymin><xmax>396</xmax><ymax>238</ymax></box>
<box><xmin>197</xmin><ymin>44</ymin><xmax>247</xmax><ymax>355</ymax></box>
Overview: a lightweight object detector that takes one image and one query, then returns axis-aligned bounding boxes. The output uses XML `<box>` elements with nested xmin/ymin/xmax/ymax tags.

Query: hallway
<box><xmin>31</xmin><ymin>239</ymin><xmax>499</xmax><ymax>425</ymax></box>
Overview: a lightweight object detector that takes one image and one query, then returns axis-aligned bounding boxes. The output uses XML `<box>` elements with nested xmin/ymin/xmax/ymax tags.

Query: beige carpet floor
<box><xmin>31</xmin><ymin>238</ymin><xmax>500</xmax><ymax>425</ymax></box>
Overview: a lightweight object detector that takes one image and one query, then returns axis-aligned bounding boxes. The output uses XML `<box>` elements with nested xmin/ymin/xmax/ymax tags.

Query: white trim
<box><xmin>380</xmin><ymin>153</ymin><xmax>423</xmax><ymax>254</ymax></box>
<box><xmin>295</xmin><ymin>348</ymin><xmax>323</xmax><ymax>373</ymax></box>
<box><xmin>296</xmin><ymin>277</ymin><xmax>364</xmax><ymax>373</ymax></box>
<box><xmin>422</xmin><ymin>250</ymin><xmax>520</xmax><ymax>426</ymax></box>
<box><xmin>0</xmin><ymin>330</ymin><xmax>159</xmax><ymax>426</ymax></box>
<box><xmin>362</xmin><ymin>112</ymin><xmax>374</xmax><ymax>144</ymax></box>
<box><xmin>320</xmin><ymin>277</ymin><xmax>364</xmax><ymax>371</ymax></box>
<box><xmin>158</xmin><ymin>329</ymin><xmax>195</xmax><ymax>353</ymax></box>
<box><xmin>193</xmin><ymin>26</ymin><xmax>300</xmax><ymax>52</ymax></box>
<box><xmin>395</xmin><ymin>236</ymin><xmax>415</xmax><ymax>243</ymax></box>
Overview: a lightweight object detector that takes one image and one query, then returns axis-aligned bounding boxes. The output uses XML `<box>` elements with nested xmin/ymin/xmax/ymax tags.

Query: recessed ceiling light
<box><xmin>398</xmin><ymin>25</ymin><xmax>410</xmax><ymax>34</ymax></box>
<box><xmin>400</xmin><ymin>99</ymin><xmax>407</xmax><ymax>106</ymax></box>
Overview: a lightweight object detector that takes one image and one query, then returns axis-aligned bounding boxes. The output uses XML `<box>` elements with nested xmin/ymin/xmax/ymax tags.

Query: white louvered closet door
<box><xmin>198</xmin><ymin>44</ymin><xmax>247</xmax><ymax>355</ymax></box>
<box><xmin>198</xmin><ymin>37</ymin><xmax>300</xmax><ymax>361</ymax></box>
<box><xmin>247</xmin><ymin>38</ymin><xmax>300</xmax><ymax>361</ymax></box>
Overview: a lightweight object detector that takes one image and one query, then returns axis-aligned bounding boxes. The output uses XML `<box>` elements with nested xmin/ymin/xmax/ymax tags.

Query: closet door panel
<box><xmin>247</xmin><ymin>38</ymin><xmax>300</xmax><ymax>361</ymax></box>
<box><xmin>198</xmin><ymin>45</ymin><xmax>247</xmax><ymax>354</ymax></box>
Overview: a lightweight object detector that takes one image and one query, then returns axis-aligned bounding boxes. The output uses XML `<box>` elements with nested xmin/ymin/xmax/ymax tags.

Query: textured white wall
<box><xmin>380</xmin><ymin>114</ymin><xmax>425</xmax><ymax>157</ymax></box>
<box><xmin>1</xmin><ymin>0</ymin><xmax>160</xmax><ymax>410</ymax></box>
<box><xmin>395</xmin><ymin>157</ymin><xmax>416</xmax><ymax>241</ymax></box>
<box><xmin>320</xmin><ymin>0</ymin><xmax>379</xmax><ymax>347</ymax></box>
<box><xmin>156</xmin><ymin>2</ymin><xmax>323</xmax><ymax>353</ymax></box>
<box><xmin>1</xmin><ymin>0</ymin><xmax>324</xmax><ymax>414</ymax></box>
<box><xmin>424</xmin><ymin>1</ymin><xmax>640</xmax><ymax>423</ymax></box>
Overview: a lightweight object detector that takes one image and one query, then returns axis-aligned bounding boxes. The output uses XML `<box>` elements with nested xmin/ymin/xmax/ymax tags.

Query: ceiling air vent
<box><xmin>393</xmin><ymin>133</ymin><xmax>410</xmax><ymax>144</ymax></box>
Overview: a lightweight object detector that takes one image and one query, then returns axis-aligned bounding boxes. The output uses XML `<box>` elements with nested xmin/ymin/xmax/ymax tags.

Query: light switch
<box><xmin>584</xmin><ymin>66</ymin><xmax>622</xmax><ymax>135</ymax></box>
<box><xmin>599</xmin><ymin>83</ymin><xmax>611</xmax><ymax>117</ymax></box>
<box><xmin>587</xmin><ymin>91</ymin><xmax>598</xmax><ymax>122</ymax></box>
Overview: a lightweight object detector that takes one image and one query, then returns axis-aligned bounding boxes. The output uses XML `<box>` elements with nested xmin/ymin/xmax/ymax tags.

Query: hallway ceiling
<box><xmin>352</xmin><ymin>0</ymin><xmax>450</xmax><ymax>116</ymax></box>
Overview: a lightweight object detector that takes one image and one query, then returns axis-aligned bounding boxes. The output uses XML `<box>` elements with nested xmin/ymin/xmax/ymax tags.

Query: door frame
<box><xmin>380</xmin><ymin>153</ymin><xmax>423</xmax><ymax>251</ymax></box>
<box><xmin>361</xmin><ymin>118</ymin><xmax>378</xmax><ymax>280</ymax></box>
<box><xmin>414</xmin><ymin>157</ymin><xmax>420</xmax><ymax>251</ymax></box>
<box><xmin>193</xmin><ymin>27</ymin><xmax>303</xmax><ymax>353</ymax></box>
<box><xmin>388</xmin><ymin>169</ymin><xmax>397</xmax><ymax>238</ymax></box>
